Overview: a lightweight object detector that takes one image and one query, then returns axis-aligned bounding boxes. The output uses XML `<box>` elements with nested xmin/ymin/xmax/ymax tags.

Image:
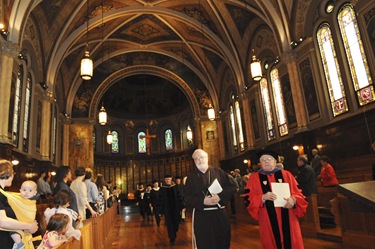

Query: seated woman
<box><xmin>0</xmin><ymin>159</ymin><xmax>38</xmax><ymax>249</ymax></box>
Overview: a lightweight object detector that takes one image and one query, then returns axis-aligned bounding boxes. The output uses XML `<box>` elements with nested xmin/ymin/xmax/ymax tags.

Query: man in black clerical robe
<box><xmin>185</xmin><ymin>149</ymin><xmax>237</xmax><ymax>249</ymax></box>
<box><xmin>158</xmin><ymin>174</ymin><xmax>184</xmax><ymax>246</ymax></box>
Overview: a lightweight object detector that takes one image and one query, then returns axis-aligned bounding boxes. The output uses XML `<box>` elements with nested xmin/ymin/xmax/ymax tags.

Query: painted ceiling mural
<box><xmin>5</xmin><ymin>0</ymin><xmax>315</xmax><ymax>121</ymax></box>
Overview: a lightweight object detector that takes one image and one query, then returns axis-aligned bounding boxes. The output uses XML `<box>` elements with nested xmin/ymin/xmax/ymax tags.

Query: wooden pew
<box><xmin>57</xmin><ymin>204</ymin><xmax>118</xmax><ymax>249</ymax></box>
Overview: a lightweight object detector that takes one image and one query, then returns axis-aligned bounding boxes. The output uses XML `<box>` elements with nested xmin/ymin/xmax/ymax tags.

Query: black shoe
<box><xmin>170</xmin><ymin>239</ymin><xmax>175</xmax><ymax>246</ymax></box>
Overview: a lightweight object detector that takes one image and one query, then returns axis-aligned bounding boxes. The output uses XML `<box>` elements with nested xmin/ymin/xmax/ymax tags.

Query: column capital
<box><xmin>0</xmin><ymin>37</ymin><xmax>20</xmax><ymax>58</ymax></box>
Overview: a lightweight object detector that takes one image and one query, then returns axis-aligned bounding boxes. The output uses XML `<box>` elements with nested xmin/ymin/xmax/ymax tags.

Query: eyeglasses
<box><xmin>194</xmin><ymin>156</ymin><xmax>207</xmax><ymax>161</ymax></box>
<box><xmin>260</xmin><ymin>157</ymin><xmax>274</xmax><ymax>162</ymax></box>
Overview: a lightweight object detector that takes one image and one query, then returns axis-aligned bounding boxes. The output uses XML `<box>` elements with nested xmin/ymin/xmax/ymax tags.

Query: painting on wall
<box><xmin>206</xmin><ymin>130</ymin><xmax>215</xmax><ymax>141</ymax></box>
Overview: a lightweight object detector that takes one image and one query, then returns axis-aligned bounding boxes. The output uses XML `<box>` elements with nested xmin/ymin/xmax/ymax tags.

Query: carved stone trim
<box><xmin>0</xmin><ymin>37</ymin><xmax>20</xmax><ymax>58</ymax></box>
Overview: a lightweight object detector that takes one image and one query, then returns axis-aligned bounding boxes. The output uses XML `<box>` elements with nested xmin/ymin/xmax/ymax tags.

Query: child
<box><xmin>37</xmin><ymin>213</ymin><xmax>69</xmax><ymax>249</ymax></box>
<box><xmin>43</xmin><ymin>190</ymin><xmax>81</xmax><ymax>240</ymax></box>
<box><xmin>0</xmin><ymin>180</ymin><xmax>39</xmax><ymax>249</ymax></box>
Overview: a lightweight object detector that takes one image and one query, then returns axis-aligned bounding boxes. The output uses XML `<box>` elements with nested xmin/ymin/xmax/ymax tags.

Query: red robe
<box><xmin>247</xmin><ymin>170</ymin><xmax>308</xmax><ymax>249</ymax></box>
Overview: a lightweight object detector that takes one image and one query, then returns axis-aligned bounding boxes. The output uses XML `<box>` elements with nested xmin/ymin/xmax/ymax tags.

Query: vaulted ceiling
<box><xmin>12</xmin><ymin>0</ymin><xmax>315</xmax><ymax>120</ymax></box>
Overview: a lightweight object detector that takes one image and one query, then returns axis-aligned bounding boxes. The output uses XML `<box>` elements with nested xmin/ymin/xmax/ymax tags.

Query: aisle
<box><xmin>104</xmin><ymin>204</ymin><xmax>343</xmax><ymax>249</ymax></box>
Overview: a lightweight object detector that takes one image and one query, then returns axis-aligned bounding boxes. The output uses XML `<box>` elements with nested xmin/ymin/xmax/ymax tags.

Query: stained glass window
<box><xmin>52</xmin><ymin>106</ymin><xmax>57</xmax><ymax>162</ymax></box>
<box><xmin>23</xmin><ymin>72</ymin><xmax>32</xmax><ymax>152</ymax></box>
<box><xmin>13</xmin><ymin>65</ymin><xmax>23</xmax><ymax>146</ymax></box>
<box><xmin>270</xmin><ymin>68</ymin><xmax>288</xmax><ymax>136</ymax></box>
<box><xmin>338</xmin><ymin>4</ymin><xmax>374</xmax><ymax>105</ymax></box>
<box><xmin>317</xmin><ymin>23</ymin><xmax>348</xmax><ymax>116</ymax></box>
<box><xmin>235</xmin><ymin>101</ymin><xmax>244</xmax><ymax>151</ymax></box>
<box><xmin>260</xmin><ymin>77</ymin><xmax>275</xmax><ymax>140</ymax></box>
<box><xmin>111</xmin><ymin>130</ymin><xmax>119</xmax><ymax>153</ymax></box>
<box><xmin>165</xmin><ymin>129</ymin><xmax>173</xmax><ymax>151</ymax></box>
<box><xmin>229</xmin><ymin>105</ymin><xmax>237</xmax><ymax>149</ymax></box>
<box><xmin>138</xmin><ymin>132</ymin><xmax>146</xmax><ymax>153</ymax></box>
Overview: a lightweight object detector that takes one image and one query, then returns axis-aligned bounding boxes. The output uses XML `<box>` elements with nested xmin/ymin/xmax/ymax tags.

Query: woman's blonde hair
<box><xmin>0</xmin><ymin>159</ymin><xmax>13</xmax><ymax>180</ymax></box>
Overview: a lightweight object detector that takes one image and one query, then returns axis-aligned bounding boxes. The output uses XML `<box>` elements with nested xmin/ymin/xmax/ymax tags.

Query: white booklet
<box><xmin>271</xmin><ymin>182</ymin><xmax>291</xmax><ymax>207</ymax></box>
<box><xmin>208</xmin><ymin>179</ymin><xmax>223</xmax><ymax>194</ymax></box>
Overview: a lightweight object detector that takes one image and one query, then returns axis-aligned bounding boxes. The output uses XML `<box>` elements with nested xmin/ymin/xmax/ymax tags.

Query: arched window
<box><xmin>12</xmin><ymin>65</ymin><xmax>24</xmax><ymax>146</ymax></box>
<box><xmin>317</xmin><ymin>23</ymin><xmax>348</xmax><ymax>116</ymax></box>
<box><xmin>52</xmin><ymin>105</ymin><xmax>57</xmax><ymax>162</ymax></box>
<box><xmin>111</xmin><ymin>130</ymin><xmax>119</xmax><ymax>153</ymax></box>
<box><xmin>22</xmin><ymin>72</ymin><xmax>32</xmax><ymax>152</ymax></box>
<box><xmin>165</xmin><ymin>129</ymin><xmax>173</xmax><ymax>151</ymax></box>
<box><xmin>235</xmin><ymin>101</ymin><xmax>244</xmax><ymax>151</ymax></box>
<box><xmin>270</xmin><ymin>68</ymin><xmax>288</xmax><ymax>136</ymax></box>
<box><xmin>138</xmin><ymin>131</ymin><xmax>146</xmax><ymax>153</ymax></box>
<box><xmin>338</xmin><ymin>4</ymin><xmax>374</xmax><ymax>105</ymax></box>
<box><xmin>259</xmin><ymin>77</ymin><xmax>275</xmax><ymax>140</ymax></box>
<box><xmin>229</xmin><ymin>105</ymin><xmax>237</xmax><ymax>152</ymax></box>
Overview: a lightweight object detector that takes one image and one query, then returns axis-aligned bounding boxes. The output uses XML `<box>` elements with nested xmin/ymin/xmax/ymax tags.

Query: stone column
<box><xmin>40</xmin><ymin>91</ymin><xmax>53</xmax><ymax>160</ymax></box>
<box><xmin>0</xmin><ymin>37</ymin><xmax>19</xmax><ymax>142</ymax></box>
<box><xmin>241</xmin><ymin>93</ymin><xmax>254</xmax><ymax>148</ymax></box>
<box><xmin>282</xmin><ymin>51</ymin><xmax>308</xmax><ymax>131</ymax></box>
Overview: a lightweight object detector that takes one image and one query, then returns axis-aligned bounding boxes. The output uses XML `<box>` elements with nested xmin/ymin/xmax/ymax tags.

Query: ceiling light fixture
<box><xmin>250</xmin><ymin>49</ymin><xmax>262</xmax><ymax>81</ymax></box>
<box><xmin>98</xmin><ymin>105</ymin><xmax>107</xmax><ymax>125</ymax></box>
<box><xmin>81</xmin><ymin>0</ymin><xmax>93</xmax><ymax>80</ymax></box>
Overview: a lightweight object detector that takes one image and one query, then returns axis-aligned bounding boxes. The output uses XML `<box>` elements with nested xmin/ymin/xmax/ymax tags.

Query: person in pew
<box><xmin>70</xmin><ymin>167</ymin><xmax>98</xmax><ymax>227</ymax></box>
<box><xmin>37</xmin><ymin>170</ymin><xmax>48</xmax><ymax>200</ymax></box>
<box><xmin>0</xmin><ymin>159</ymin><xmax>38</xmax><ymax>249</ymax></box>
<box><xmin>53</xmin><ymin>166</ymin><xmax>79</xmax><ymax>218</ymax></box>
<box><xmin>95</xmin><ymin>174</ymin><xmax>109</xmax><ymax>214</ymax></box>
<box><xmin>311</xmin><ymin>149</ymin><xmax>321</xmax><ymax>179</ymax></box>
<box><xmin>185</xmin><ymin>149</ymin><xmax>237</xmax><ymax>249</ymax></box>
<box><xmin>318</xmin><ymin>156</ymin><xmax>339</xmax><ymax>187</ymax></box>
<box><xmin>37</xmin><ymin>213</ymin><xmax>69</xmax><ymax>249</ymax></box>
<box><xmin>246</xmin><ymin>150</ymin><xmax>308</xmax><ymax>249</ymax></box>
<box><xmin>44</xmin><ymin>190</ymin><xmax>81</xmax><ymax>240</ymax></box>
<box><xmin>0</xmin><ymin>180</ymin><xmax>39</xmax><ymax>249</ymax></box>
<box><xmin>84</xmin><ymin>168</ymin><xmax>100</xmax><ymax>219</ymax></box>
<box><xmin>296</xmin><ymin>155</ymin><xmax>318</xmax><ymax>197</ymax></box>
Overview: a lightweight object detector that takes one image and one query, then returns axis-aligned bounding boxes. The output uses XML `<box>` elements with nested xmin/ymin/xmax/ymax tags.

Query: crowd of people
<box><xmin>0</xmin><ymin>160</ymin><xmax>119</xmax><ymax>249</ymax></box>
<box><xmin>0</xmin><ymin>146</ymin><xmax>345</xmax><ymax>249</ymax></box>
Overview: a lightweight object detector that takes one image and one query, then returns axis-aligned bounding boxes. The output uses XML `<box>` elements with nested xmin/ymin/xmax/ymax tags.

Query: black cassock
<box><xmin>158</xmin><ymin>183</ymin><xmax>183</xmax><ymax>243</ymax></box>
<box><xmin>185</xmin><ymin>167</ymin><xmax>237</xmax><ymax>249</ymax></box>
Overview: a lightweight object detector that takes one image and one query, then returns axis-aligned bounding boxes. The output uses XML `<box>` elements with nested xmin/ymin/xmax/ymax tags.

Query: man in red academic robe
<box><xmin>246</xmin><ymin>150</ymin><xmax>308</xmax><ymax>249</ymax></box>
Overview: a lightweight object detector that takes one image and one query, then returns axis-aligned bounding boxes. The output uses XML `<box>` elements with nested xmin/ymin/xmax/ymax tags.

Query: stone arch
<box><xmin>88</xmin><ymin>65</ymin><xmax>201</xmax><ymax>121</ymax></box>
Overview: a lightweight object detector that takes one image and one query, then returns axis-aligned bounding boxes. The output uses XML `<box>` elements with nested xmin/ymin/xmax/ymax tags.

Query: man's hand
<box><xmin>203</xmin><ymin>193</ymin><xmax>220</xmax><ymax>205</ymax></box>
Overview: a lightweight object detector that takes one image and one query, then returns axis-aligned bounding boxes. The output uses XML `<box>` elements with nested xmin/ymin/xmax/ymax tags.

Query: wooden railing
<box><xmin>56</xmin><ymin>204</ymin><xmax>118</xmax><ymax>249</ymax></box>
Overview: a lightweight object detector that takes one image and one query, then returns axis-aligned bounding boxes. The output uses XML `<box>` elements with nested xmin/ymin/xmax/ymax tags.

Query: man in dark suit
<box><xmin>311</xmin><ymin>149</ymin><xmax>321</xmax><ymax>179</ymax></box>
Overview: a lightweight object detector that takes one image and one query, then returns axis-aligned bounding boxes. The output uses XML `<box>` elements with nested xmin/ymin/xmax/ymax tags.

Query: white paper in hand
<box><xmin>208</xmin><ymin>179</ymin><xmax>223</xmax><ymax>194</ymax></box>
<box><xmin>271</xmin><ymin>182</ymin><xmax>290</xmax><ymax>207</ymax></box>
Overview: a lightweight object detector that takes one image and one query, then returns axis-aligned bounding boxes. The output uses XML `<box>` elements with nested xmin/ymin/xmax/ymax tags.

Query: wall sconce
<box><xmin>11</xmin><ymin>159</ymin><xmax>19</xmax><ymax>166</ymax></box>
<box><xmin>207</xmin><ymin>104</ymin><xmax>215</xmax><ymax>120</ymax></box>
<box><xmin>106</xmin><ymin>130</ymin><xmax>113</xmax><ymax>144</ymax></box>
<box><xmin>292</xmin><ymin>144</ymin><xmax>305</xmax><ymax>155</ymax></box>
<box><xmin>39</xmin><ymin>82</ymin><xmax>48</xmax><ymax>90</ymax></box>
<box><xmin>98</xmin><ymin>105</ymin><xmax>107</xmax><ymax>125</ymax></box>
<box><xmin>243</xmin><ymin>159</ymin><xmax>251</xmax><ymax>168</ymax></box>
<box><xmin>325</xmin><ymin>1</ymin><xmax>334</xmax><ymax>14</ymax></box>
<box><xmin>186</xmin><ymin>125</ymin><xmax>193</xmax><ymax>140</ymax></box>
<box><xmin>0</xmin><ymin>23</ymin><xmax>9</xmax><ymax>40</ymax></box>
<box><xmin>250</xmin><ymin>49</ymin><xmax>262</xmax><ymax>81</ymax></box>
